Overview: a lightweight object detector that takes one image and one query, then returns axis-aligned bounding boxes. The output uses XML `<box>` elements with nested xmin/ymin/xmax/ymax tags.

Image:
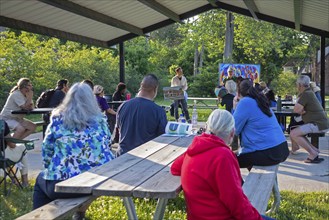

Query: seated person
<box><xmin>289</xmin><ymin>75</ymin><xmax>329</xmax><ymax>163</ymax></box>
<box><xmin>42</xmin><ymin>79</ymin><xmax>69</xmax><ymax>124</ymax></box>
<box><xmin>1</xmin><ymin>120</ymin><xmax>29</xmax><ymax>187</ymax></box>
<box><xmin>33</xmin><ymin>83</ymin><xmax>114</xmax><ymax>210</ymax></box>
<box><xmin>116</xmin><ymin>74</ymin><xmax>167</xmax><ymax>155</ymax></box>
<box><xmin>264</xmin><ymin>89</ymin><xmax>277</xmax><ymax>108</ymax></box>
<box><xmin>0</xmin><ymin>78</ymin><xmax>36</xmax><ymax>139</ymax></box>
<box><xmin>215</xmin><ymin>80</ymin><xmax>236</xmax><ymax>113</ymax></box>
<box><xmin>112</xmin><ymin>82</ymin><xmax>127</xmax><ymax>111</ymax></box>
<box><xmin>171</xmin><ymin>109</ymin><xmax>274</xmax><ymax>220</ymax></box>
<box><xmin>94</xmin><ymin>85</ymin><xmax>116</xmax><ymax>115</ymax></box>
<box><xmin>233</xmin><ymin>79</ymin><xmax>289</xmax><ymax>168</ymax></box>
<box><xmin>310</xmin><ymin>81</ymin><xmax>322</xmax><ymax>104</ymax></box>
<box><xmin>94</xmin><ymin>85</ymin><xmax>116</xmax><ymax>133</ymax></box>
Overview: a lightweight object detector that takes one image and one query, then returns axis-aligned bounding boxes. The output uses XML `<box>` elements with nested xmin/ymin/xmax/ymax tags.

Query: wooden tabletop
<box><xmin>11</xmin><ymin>108</ymin><xmax>54</xmax><ymax>114</ymax></box>
<box><xmin>188</xmin><ymin>97</ymin><xmax>217</xmax><ymax>101</ymax></box>
<box><xmin>272</xmin><ymin>109</ymin><xmax>299</xmax><ymax>117</ymax></box>
<box><xmin>55</xmin><ymin>135</ymin><xmax>194</xmax><ymax>199</ymax></box>
<box><xmin>107</xmin><ymin>101</ymin><xmax>124</xmax><ymax>105</ymax></box>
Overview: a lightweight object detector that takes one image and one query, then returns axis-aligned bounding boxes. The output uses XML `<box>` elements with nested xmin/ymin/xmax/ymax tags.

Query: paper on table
<box><xmin>163</xmin><ymin>121</ymin><xmax>192</xmax><ymax>136</ymax></box>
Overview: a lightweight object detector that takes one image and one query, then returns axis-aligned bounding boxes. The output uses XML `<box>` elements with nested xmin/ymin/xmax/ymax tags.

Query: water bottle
<box><xmin>192</xmin><ymin>100</ymin><xmax>198</xmax><ymax>127</ymax></box>
<box><xmin>277</xmin><ymin>96</ymin><xmax>282</xmax><ymax>111</ymax></box>
<box><xmin>293</xmin><ymin>95</ymin><xmax>297</xmax><ymax>104</ymax></box>
<box><xmin>179</xmin><ymin>113</ymin><xmax>186</xmax><ymax>123</ymax></box>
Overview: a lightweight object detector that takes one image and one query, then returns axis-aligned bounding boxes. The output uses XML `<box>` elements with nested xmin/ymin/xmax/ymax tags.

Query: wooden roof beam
<box><xmin>38</xmin><ymin>0</ymin><xmax>144</xmax><ymax>36</ymax></box>
<box><xmin>243</xmin><ymin>0</ymin><xmax>259</xmax><ymax>21</ymax></box>
<box><xmin>137</xmin><ymin>0</ymin><xmax>183</xmax><ymax>24</ymax></box>
<box><xmin>293</xmin><ymin>0</ymin><xmax>302</xmax><ymax>31</ymax></box>
<box><xmin>0</xmin><ymin>16</ymin><xmax>109</xmax><ymax>48</ymax></box>
<box><xmin>207</xmin><ymin>0</ymin><xmax>219</xmax><ymax>8</ymax></box>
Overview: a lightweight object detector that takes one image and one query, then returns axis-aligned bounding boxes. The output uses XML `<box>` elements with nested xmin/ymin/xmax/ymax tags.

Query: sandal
<box><xmin>314</xmin><ymin>156</ymin><xmax>324</xmax><ymax>162</ymax></box>
<box><xmin>304</xmin><ymin>157</ymin><xmax>322</xmax><ymax>163</ymax></box>
<box><xmin>290</xmin><ymin>150</ymin><xmax>299</xmax><ymax>155</ymax></box>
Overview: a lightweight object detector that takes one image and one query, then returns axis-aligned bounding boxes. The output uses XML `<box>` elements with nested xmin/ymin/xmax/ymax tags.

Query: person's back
<box><xmin>171</xmin><ymin>110</ymin><xmax>264</xmax><ymax>220</ymax></box>
<box><xmin>112</xmin><ymin>82</ymin><xmax>126</xmax><ymax>111</ymax></box>
<box><xmin>116</xmin><ymin>74</ymin><xmax>167</xmax><ymax>155</ymax></box>
<box><xmin>234</xmin><ymin>97</ymin><xmax>285</xmax><ymax>153</ymax></box>
<box><xmin>298</xmin><ymin>88</ymin><xmax>328</xmax><ymax>131</ymax></box>
<box><xmin>221</xmin><ymin>93</ymin><xmax>235</xmax><ymax>112</ymax></box>
<box><xmin>117</xmin><ymin>97</ymin><xmax>167</xmax><ymax>154</ymax></box>
<box><xmin>48</xmin><ymin>90</ymin><xmax>65</xmax><ymax>108</ymax></box>
<box><xmin>33</xmin><ymin>82</ymin><xmax>114</xmax><ymax>210</ymax></box>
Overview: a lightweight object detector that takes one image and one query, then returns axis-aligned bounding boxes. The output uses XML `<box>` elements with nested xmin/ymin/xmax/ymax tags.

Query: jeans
<box><xmin>174</xmin><ymin>99</ymin><xmax>190</xmax><ymax>121</ymax></box>
<box><xmin>262</xmin><ymin>215</ymin><xmax>276</xmax><ymax>220</ymax></box>
<box><xmin>33</xmin><ymin>173</ymin><xmax>87</xmax><ymax>209</ymax></box>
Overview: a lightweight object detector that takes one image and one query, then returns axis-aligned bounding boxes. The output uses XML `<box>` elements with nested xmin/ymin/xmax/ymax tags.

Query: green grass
<box><xmin>156</xmin><ymin>98</ymin><xmax>220</xmax><ymax>122</ymax></box>
<box><xmin>1</xmin><ymin>180</ymin><xmax>328</xmax><ymax>220</ymax></box>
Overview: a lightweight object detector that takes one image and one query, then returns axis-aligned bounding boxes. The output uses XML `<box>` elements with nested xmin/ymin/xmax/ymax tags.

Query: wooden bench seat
<box><xmin>34</xmin><ymin>120</ymin><xmax>47</xmax><ymax>126</ymax></box>
<box><xmin>16</xmin><ymin>196</ymin><xmax>95</xmax><ymax>220</ymax></box>
<box><xmin>307</xmin><ymin>132</ymin><xmax>326</xmax><ymax>149</ymax></box>
<box><xmin>242</xmin><ymin>164</ymin><xmax>280</xmax><ymax>215</ymax></box>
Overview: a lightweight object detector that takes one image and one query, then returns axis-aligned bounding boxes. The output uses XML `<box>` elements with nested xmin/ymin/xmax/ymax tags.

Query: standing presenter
<box><xmin>171</xmin><ymin>67</ymin><xmax>190</xmax><ymax>123</ymax></box>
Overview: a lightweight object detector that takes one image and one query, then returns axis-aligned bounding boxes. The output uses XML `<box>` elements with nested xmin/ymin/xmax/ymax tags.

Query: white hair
<box><xmin>225</xmin><ymin>80</ymin><xmax>237</xmax><ymax>94</ymax></box>
<box><xmin>206</xmin><ymin>109</ymin><xmax>235</xmax><ymax>140</ymax></box>
<box><xmin>52</xmin><ymin>82</ymin><xmax>104</xmax><ymax>130</ymax></box>
<box><xmin>297</xmin><ymin>75</ymin><xmax>310</xmax><ymax>87</ymax></box>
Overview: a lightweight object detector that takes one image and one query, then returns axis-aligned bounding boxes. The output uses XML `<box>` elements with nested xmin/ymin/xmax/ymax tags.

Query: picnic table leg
<box><xmin>153</xmin><ymin>198</ymin><xmax>168</xmax><ymax>220</ymax></box>
<box><xmin>122</xmin><ymin>197</ymin><xmax>138</xmax><ymax>220</ymax></box>
<box><xmin>266</xmin><ymin>176</ymin><xmax>280</xmax><ymax>214</ymax></box>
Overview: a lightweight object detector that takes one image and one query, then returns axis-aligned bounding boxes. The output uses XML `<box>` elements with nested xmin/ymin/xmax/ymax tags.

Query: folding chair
<box><xmin>0</xmin><ymin>120</ymin><xmax>36</xmax><ymax>195</ymax></box>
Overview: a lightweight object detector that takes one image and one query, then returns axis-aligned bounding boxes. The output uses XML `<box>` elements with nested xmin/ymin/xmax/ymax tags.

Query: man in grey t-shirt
<box><xmin>290</xmin><ymin>75</ymin><xmax>329</xmax><ymax>163</ymax></box>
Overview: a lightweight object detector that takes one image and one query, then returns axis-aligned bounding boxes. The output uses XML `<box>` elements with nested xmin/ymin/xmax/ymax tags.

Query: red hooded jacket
<box><xmin>171</xmin><ymin>133</ymin><xmax>262</xmax><ymax>220</ymax></box>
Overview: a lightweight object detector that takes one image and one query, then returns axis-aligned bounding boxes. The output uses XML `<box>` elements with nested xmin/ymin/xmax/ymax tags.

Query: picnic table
<box><xmin>55</xmin><ymin>134</ymin><xmax>194</xmax><ymax>219</ymax></box>
<box><xmin>188</xmin><ymin>97</ymin><xmax>219</xmax><ymax>109</ymax></box>
<box><xmin>11</xmin><ymin>108</ymin><xmax>54</xmax><ymax>115</ymax></box>
<box><xmin>17</xmin><ymin>128</ymin><xmax>281</xmax><ymax>219</ymax></box>
<box><xmin>272</xmin><ymin>108</ymin><xmax>299</xmax><ymax>132</ymax></box>
<box><xmin>11</xmin><ymin>108</ymin><xmax>54</xmax><ymax>138</ymax></box>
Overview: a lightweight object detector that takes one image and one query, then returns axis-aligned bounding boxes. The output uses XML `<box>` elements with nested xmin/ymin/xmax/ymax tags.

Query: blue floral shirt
<box><xmin>41</xmin><ymin>115</ymin><xmax>114</xmax><ymax>180</ymax></box>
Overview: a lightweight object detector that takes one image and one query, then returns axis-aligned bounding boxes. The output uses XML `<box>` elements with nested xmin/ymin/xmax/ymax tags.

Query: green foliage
<box><xmin>0</xmin><ymin>179</ymin><xmax>35</xmax><ymax>220</ymax></box>
<box><xmin>269</xmin><ymin>191</ymin><xmax>329</xmax><ymax>220</ymax></box>
<box><xmin>2</xmin><ymin>182</ymin><xmax>328</xmax><ymax>220</ymax></box>
<box><xmin>189</xmin><ymin>71</ymin><xmax>218</xmax><ymax>97</ymax></box>
<box><xmin>0</xmin><ymin>31</ymin><xmax>119</xmax><ymax>107</ymax></box>
<box><xmin>271</xmin><ymin>71</ymin><xmax>298</xmax><ymax>97</ymax></box>
<box><xmin>1</xmin><ymin>9</ymin><xmax>324</xmax><ymax>108</ymax></box>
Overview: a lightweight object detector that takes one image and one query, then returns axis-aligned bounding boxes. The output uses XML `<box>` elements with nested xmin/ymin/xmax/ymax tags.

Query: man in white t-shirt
<box><xmin>0</xmin><ymin>78</ymin><xmax>36</xmax><ymax>139</ymax></box>
<box><xmin>171</xmin><ymin>67</ymin><xmax>190</xmax><ymax>123</ymax></box>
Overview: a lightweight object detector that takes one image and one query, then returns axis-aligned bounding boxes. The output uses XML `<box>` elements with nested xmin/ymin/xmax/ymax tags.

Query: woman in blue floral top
<box><xmin>33</xmin><ymin>82</ymin><xmax>114</xmax><ymax>210</ymax></box>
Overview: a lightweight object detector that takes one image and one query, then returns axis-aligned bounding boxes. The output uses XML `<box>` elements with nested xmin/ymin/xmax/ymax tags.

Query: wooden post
<box><xmin>119</xmin><ymin>42</ymin><xmax>125</xmax><ymax>83</ymax></box>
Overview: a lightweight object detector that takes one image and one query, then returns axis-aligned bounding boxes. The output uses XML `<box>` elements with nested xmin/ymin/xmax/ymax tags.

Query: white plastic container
<box><xmin>165</xmin><ymin>122</ymin><xmax>192</xmax><ymax>135</ymax></box>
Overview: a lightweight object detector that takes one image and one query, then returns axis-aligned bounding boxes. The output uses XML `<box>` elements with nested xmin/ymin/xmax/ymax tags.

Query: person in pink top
<box><xmin>171</xmin><ymin>109</ymin><xmax>274</xmax><ymax>220</ymax></box>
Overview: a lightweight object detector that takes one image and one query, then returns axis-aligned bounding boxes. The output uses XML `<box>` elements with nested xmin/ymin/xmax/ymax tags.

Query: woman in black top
<box><xmin>110</xmin><ymin>83</ymin><xmax>127</xmax><ymax>143</ymax></box>
<box><xmin>112</xmin><ymin>82</ymin><xmax>127</xmax><ymax>111</ymax></box>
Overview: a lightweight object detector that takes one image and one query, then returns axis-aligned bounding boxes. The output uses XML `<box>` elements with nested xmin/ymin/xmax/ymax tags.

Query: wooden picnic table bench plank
<box><xmin>55</xmin><ymin>135</ymin><xmax>180</xmax><ymax>194</ymax></box>
<box><xmin>242</xmin><ymin>165</ymin><xmax>279</xmax><ymax>214</ymax></box>
<box><xmin>93</xmin><ymin>135</ymin><xmax>194</xmax><ymax>197</ymax></box>
<box><xmin>16</xmin><ymin>196</ymin><xmax>94</xmax><ymax>220</ymax></box>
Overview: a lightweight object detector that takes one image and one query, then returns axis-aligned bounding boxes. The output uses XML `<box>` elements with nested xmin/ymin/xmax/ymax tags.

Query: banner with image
<box><xmin>218</xmin><ymin>63</ymin><xmax>261</xmax><ymax>85</ymax></box>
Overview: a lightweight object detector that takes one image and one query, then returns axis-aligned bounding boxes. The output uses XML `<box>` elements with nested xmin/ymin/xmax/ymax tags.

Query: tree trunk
<box><xmin>223</xmin><ymin>11</ymin><xmax>234</xmax><ymax>62</ymax></box>
<box><xmin>198</xmin><ymin>43</ymin><xmax>205</xmax><ymax>74</ymax></box>
<box><xmin>194</xmin><ymin>42</ymin><xmax>199</xmax><ymax>76</ymax></box>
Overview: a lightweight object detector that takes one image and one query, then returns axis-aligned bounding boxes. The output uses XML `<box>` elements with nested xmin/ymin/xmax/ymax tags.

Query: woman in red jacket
<box><xmin>171</xmin><ymin>109</ymin><xmax>274</xmax><ymax>220</ymax></box>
